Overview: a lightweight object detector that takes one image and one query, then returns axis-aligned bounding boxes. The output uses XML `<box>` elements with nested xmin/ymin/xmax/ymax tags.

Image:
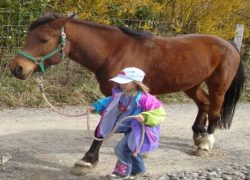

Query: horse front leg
<box><xmin>71</xmin><ymin>140</ymin><xmax>103</xmax><ymax>176</ymax></box>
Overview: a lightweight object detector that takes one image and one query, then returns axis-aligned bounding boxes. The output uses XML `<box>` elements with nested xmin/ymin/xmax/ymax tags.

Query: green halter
<box><xmin>17</xmin><ymin>27</ymin><xmax>67</xmax><ymax>73</ymax></box>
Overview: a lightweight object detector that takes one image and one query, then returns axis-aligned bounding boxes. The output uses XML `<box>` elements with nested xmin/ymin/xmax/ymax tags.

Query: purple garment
<box><xmin>129</xmin><ymin>93</ymin><xmax>161</xmax><ymax>153</ymax></box>
<box><xmin>94</xmin><ymin>87</ymin><xmax>162</xmax><ymax>154</ymax></box>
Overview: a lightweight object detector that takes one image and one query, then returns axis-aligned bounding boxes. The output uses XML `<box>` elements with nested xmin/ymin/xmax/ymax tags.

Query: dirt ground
<box><xmin>0</xmin><ymin>103</ymin><xmax>249</xmax><ymax>180</ymax></box>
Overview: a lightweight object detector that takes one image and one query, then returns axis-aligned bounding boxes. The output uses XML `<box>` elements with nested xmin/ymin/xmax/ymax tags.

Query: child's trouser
<box><xmin>113</xmin><ymin>134</ymin><xmax>145</xmax><ymax>177</ymax></box>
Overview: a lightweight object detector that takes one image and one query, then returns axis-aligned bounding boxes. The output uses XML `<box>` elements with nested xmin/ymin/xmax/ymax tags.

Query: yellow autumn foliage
<box><xmin>48</xmin><ymin>0</ymin><xmax>250</xmax><ymax>39</ymax></box>
<box><xmin>196</xmin><ymin>0</ymin><xmax>249</xmax><ymax>39</ymax></box>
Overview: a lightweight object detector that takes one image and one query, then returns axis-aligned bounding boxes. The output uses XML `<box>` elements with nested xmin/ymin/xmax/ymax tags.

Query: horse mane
<box><xmin>29</xmin><ymin>13</ymin><xmax>62</xmax><ymax>30</ymax></box>
<box><xmin>118</xmin><ymin>26</ymin><xmax>153</xmax><ymax>39</ymax></box>
<box><xmin>29</xmin><ymin>13</ymin><xmax>153</xmax><ymax>40</ymax></box>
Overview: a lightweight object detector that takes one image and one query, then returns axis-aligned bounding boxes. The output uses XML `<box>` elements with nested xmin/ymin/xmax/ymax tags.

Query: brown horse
<box><xmin>10</xmin><ymin>14</ymin><xmax>245</xmax><ymax>175</ymax></box>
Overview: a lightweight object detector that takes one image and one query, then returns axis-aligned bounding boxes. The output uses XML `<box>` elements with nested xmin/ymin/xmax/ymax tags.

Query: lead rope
<box><xmin>35</xmin><ymin>77</ymin><xmax>145</xmax><ymax>157</ymax></box>
<box><xmin>35</xmin><ymin>77</ymin><xmax>87</xmax><ymax>117</ymax></box>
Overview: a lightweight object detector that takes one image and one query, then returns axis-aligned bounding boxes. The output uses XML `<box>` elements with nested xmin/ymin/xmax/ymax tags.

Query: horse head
<box><xmin>10</xmin><ymin>13</ymin><xmax>73</xmax><ymax>79</ymax></box>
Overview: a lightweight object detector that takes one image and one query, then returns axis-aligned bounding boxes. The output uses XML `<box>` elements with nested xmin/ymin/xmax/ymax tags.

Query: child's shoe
<box><xmin>106</xmin><ymin>172</ymin><xmax>131</xmax><ymax>179</ymax></box>
<box><xmin>130</xmin><ymin>171</ymin><xmax>145</xmax><ymax>179</ymax></box>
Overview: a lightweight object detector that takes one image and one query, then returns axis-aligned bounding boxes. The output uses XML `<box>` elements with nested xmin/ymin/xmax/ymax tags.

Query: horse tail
<box><xmin>218</xmin><ymin>41</ymin><xmax>245</xmax><ymax>129</ymax></box>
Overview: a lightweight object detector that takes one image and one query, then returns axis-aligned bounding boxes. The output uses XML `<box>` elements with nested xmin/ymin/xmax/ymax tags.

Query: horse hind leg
<box><xmin>184</xmin><ymin>84</ymin><xmax>210</xmax><ymax>149</ymax></box>
<box><xmin>195</xmin><ymin>63</ymin><xmax>242</xmax><ymax>156</ymax></box>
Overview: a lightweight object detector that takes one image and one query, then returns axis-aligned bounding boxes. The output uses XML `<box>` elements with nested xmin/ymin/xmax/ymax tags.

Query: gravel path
<box><xmin>151</xmin><ymin>164</ymin><xmax>250</xmax><ymax>180</ymax></box>
<box><xmin>0</xmin><ymin>103</ymin><xmax>249</xmax><ymax>179</ymax></box>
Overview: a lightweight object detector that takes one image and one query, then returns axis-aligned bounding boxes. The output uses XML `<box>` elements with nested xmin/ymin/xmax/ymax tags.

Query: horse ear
<box><xmin>50</xmin><ymin>14</ymin><xmax>75</xmax><ymax>29</ymax></box>
<box><xmin>68</xmin><ymin>12</ymin><xmax>76</xmax><ymax>18</ymax></box>
<box><xmin>50</xmin><ymin>17</ymin><xmax>69</xmax><ymax>29</ymax></box>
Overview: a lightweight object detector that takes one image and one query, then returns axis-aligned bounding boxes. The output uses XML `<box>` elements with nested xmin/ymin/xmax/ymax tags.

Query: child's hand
<box><xmin>134</xmin><ymin>114</ymin><xmax>144</xmax><ymax>123</ymax></box>
<box><xmin>87</xmin><ymin>106</ymin><xmax>95</xmax><ymax>113</ymax></box>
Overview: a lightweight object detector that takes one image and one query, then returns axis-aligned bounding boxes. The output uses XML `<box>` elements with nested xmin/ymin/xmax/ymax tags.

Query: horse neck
<box><xmin>65</xmin><ymin>20</ymin><xmax>121</xmax><ymax>73</ymax></box>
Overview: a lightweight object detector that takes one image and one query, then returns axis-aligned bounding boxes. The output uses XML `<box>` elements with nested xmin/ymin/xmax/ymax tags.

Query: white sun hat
<box><xmin>109</xmin><ymin>67</ymin><xmax>145</xmax><ymax>84</ymax></box>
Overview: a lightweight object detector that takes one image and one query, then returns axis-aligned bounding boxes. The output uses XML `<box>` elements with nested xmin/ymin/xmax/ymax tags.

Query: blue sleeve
<box><xmin>91</xmin><ymin>96</ymin><xmax>112</xmax><ymax>113</ymax></box>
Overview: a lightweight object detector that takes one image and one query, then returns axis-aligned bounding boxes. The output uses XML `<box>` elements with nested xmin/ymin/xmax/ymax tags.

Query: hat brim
<box><xmin>109</xmin><ymin>76</ymin><xmax>133</xmax><ymax>84</ymax></box>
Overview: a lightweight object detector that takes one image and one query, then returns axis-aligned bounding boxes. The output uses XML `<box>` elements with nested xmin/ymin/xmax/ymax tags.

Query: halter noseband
<box><xmin>17</xmin><ymin>27</ymin><xmax>67</xmax><ymax>73</ymax></box>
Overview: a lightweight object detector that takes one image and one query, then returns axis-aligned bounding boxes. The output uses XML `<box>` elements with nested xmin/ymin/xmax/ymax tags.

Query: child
<box><xmin>88</xmin><ymin>67</ymin><xmax>166</xmax><ymax>179</ymax></box>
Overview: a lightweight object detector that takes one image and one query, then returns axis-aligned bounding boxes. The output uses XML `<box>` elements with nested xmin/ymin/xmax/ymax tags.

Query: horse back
<box><xmin>98</xmin><ymin>34</ymin><xmax>240</xmax><ymax>95</ymax></box>
<box><xmin>134</xmin><ymin>34</ymin><xmax>238</xmax><ymax>93</ymax></box>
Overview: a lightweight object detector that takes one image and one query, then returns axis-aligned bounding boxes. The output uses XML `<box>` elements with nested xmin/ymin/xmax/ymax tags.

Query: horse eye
<box><xmin>40</xmin><ymin>39</ymin><xmax>48</xmax><ymax>43</ymax></box>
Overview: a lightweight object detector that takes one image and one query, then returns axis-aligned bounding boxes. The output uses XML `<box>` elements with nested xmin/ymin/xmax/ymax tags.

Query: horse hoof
<box><xmin>193</xmin><ymin>133</ymin><xmax>203</xmax><ymax>146</ymax></box>
<box><xmin>194</xmin><ymin>138</ymin><xmax>202</xmax><ymax>146</ymax></box>
<box><xmin>193</xmin><ymin>148</ymin><xmax>209</xmax><ymax>157</ymax></box>
<box><xmin>70</xmin><ymin>166</ymin><xmax>93</xmax><ymax>176</ymax></box>
<box><xmin>70</xmin><ymin>160</ymin><xmax>94</xmax><ymax>176</ymax></box>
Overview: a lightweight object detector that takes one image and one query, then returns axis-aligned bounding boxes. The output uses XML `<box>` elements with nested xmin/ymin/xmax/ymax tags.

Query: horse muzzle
<box><xmin>10</xmin><ymin>65</ymin><xmax>25</xmax><ymax>80</ymax></box>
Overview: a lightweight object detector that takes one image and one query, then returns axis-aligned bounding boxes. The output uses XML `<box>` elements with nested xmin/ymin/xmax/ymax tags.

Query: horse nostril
<box><xmin>14</xmin><ymin>66</ymin><xmax>23</xmax><ymax>77</ymax></box>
